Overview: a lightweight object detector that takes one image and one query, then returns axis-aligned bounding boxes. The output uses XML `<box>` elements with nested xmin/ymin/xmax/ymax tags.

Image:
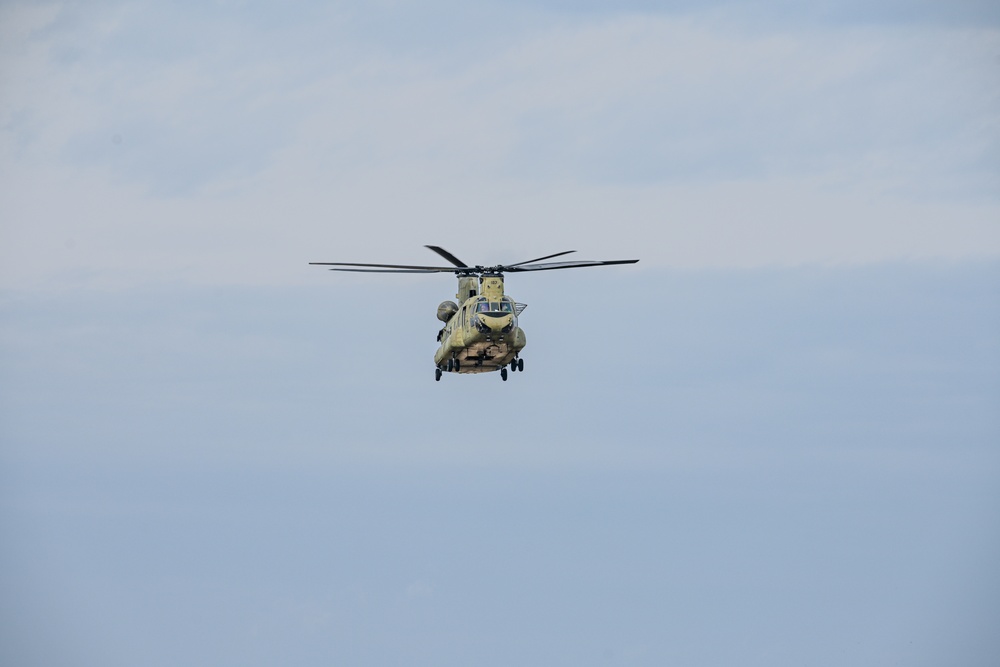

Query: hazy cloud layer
<box><xmin>2</xmin><ymin>1</ymin><xmax>998</xmax><ymax>289</ymax></box>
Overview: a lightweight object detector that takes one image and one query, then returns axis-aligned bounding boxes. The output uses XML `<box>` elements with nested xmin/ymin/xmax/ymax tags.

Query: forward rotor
<box><xmin>310</xmin><ymin>246</ymin><xmax>638</xmax><ymax>276</ymax></box>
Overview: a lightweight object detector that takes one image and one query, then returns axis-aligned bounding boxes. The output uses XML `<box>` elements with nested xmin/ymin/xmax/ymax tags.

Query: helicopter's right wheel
<box><xmin>435</xmin><ymin>368</ymin><xmax>442</xmax><ymax>381</ymax></box>
<box><xmin>510</xmin><ymin>359</ymin><xmax>517</xmax><ymax>372</ymax></box>
<box><xmin>446</xmin><ymin>358</ymin><xmax>453</xmax><ymax>372</ymax></box>
<box><xmin>454</xmin><ymin>359</ymin><xmax>461</xmax><ymax>372</ymax></box>
<box><xmin>501</xmin><ymin>367</ymin><xmax>508</xmax><ymax>381</ymax></box>
<box><xmin>517</xmin><ymin>358</ymin><xmax>524</xmax><ymax>372</ymax></box>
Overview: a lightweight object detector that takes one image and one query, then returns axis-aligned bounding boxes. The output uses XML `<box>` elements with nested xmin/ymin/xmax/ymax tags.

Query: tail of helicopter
<box><xmin>309</xmin><ymin>245</ymin><xmax>638</xmax><ymax>381</ymax></box>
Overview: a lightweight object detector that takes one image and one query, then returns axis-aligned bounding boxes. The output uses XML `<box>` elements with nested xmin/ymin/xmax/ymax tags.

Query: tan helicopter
<box><xmin>311</xmin><ymin>246</ymin><xmax>638</xmax><ymax>381</ymax></box>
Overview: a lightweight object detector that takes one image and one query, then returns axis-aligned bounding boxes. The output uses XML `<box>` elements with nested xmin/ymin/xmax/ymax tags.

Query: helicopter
<box><xmin>310</xmin><ymin>246</ymin><xmax>638</xmax><ymax>381</ymax></box>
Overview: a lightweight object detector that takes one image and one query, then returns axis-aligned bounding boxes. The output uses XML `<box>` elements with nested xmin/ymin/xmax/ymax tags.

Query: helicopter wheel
<box><xmin>435</xmin><ymin>368</ymin><xmax>442</xmax><ymax>381</ymax></box>
<box><xmin>518</xmin><ymin>358</ymin><xmax>524</xmax><ymax>372</ymax></box>
<box><xmin>454</xmin><ymin>359</ymin><xmax>461</xmax><ymax>372</ymax></box>
<box><xmin>510</xmin><ymin>359</ymin><xmax>517</xmax><ymax>372</ymax></box>
<box><xmin>446</xmin><ymin>358</ymin><xmax>453</xmax><ymax>372</ymax></box>
<box><xmin>500</xmin><ymin>367</ymin><xmax>508</xmax><ymax>381</ymax></box>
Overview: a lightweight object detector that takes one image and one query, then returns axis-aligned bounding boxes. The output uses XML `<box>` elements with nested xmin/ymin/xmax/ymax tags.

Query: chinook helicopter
<box><xmin>310</xmin><ymin>246</ymin><xmax>638</xmax><ymax>381</ymax></box>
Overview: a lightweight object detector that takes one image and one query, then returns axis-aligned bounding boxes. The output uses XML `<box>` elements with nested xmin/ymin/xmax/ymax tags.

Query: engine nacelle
<box><xmin>436</xmin><ymin>300</ymin><xmax>459</xmax><ymax>322</ymax></box>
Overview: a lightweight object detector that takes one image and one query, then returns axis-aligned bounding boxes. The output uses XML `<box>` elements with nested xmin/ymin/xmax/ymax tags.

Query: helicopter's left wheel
<box><xmin>435</xmin><ymin>368</ymin><xmax>442</xmax><ymax>381</ymax></box>
<box><xmin>517</xmin><ymin>358</ymin><xmax>524</xmax><ymax>372</ymax></box>
<box><xmin>500</xmin><ymin>367</ymin><xmax>508</xmax><ymax>381</ymax></box>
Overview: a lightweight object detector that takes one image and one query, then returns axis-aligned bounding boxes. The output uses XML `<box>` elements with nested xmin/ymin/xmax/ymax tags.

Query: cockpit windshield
<box><xmin>476</xmin><ymin>301</ymin><xmax>514</xmax><ymax>315</ymax></box>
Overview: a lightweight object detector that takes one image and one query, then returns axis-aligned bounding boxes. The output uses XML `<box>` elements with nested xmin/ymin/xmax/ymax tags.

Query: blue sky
<box><xmin>1</xmin><ymin>1</ymin><xmax>999</xmax><ymax>665</ymax></box>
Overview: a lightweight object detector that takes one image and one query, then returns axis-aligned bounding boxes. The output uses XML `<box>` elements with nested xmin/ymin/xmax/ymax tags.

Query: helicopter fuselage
<box><xmin>433</xmin><ymin>274</ymin><xmax>526</xmax><ymax>374</ymax></box>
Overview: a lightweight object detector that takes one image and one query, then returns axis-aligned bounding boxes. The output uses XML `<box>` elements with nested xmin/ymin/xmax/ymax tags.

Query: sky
<box><xmin>1</xmin><ymin>1</ymin><xmax>999</xmax><ymax>665</ymax></box>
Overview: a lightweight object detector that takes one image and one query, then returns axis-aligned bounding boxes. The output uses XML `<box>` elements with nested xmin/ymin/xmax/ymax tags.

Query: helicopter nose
<box><xmin>477</xmin><ymin>313</ymin><xmax>514</xmax><ymax>333</ymax></box>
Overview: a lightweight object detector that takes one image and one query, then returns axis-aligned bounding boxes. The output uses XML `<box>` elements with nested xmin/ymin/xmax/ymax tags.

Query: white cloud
<box><xmin>1</xmin><ymin>3</ymin><xmax>998</xmax><ymax>289</ymax></box>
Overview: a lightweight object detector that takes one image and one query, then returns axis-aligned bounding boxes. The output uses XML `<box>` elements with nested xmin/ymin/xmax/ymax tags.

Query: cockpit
<box><xmin>475</xmin><ymin>298</ymin><xmax>514</xmax><ymax>316</ymax></box>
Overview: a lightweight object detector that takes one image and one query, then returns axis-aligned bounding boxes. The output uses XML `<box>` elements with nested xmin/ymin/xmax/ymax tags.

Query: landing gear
<box><xmin>518</xmin><ymin>357</ymin><xmax>524</xmax><ymax>372</ymax></box>
<box><xmin>509</xmin><ymin>357</ymin><xmax>524</xmax><ymax>372</ymax></box>
<box><xmin>446</xmin><ymin>358</ymin><xmax>453</xmax><ymax>372</ymax></box>
<box><xmin>435</xmin><ymin>368</ymin><xmax>442</xmax><ymax>381</ymax></box>
<box><xmin>500</xmin><ymin>367</ymin><xmax>508</xmax><ymax>381</ymax></box>
<box><xmin>454</xmin><ymin>358</ymin><xmax>461</xmax><ymax>372</ymax></box>
<box><xmin>510</xmin><ymin>359</ymin><xmax>517</xmax><ymax>372</ymax></box>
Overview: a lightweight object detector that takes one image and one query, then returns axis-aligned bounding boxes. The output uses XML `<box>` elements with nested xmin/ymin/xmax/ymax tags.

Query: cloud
<box><xmin>0</xmin><ymin>2</ymin><xmax>998</xmax><ymax>290</ymax></box>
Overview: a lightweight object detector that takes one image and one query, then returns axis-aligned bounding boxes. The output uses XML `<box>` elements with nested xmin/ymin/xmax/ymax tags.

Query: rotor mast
<box><xmin>455</xmin><ymin>271</ymin><xmax>504</xmax><ymax>305</ymax></box>
<box><xmin>456</xmin><ymin>275</ymin><xmax>479</xmax><ymax>303</ymax></box>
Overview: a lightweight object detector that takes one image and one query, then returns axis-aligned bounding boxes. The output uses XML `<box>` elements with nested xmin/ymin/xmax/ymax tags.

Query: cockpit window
<box><xmin>476</xmin><ymin>301</ymin><xmax>514</xmax><ymax>315</ymax></box>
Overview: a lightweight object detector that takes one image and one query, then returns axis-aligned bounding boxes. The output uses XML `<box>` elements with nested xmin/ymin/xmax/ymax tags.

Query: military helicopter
<box><xmin>310</xmin><ymin>246</ymin><xmax>638</xmax><ymax>381</ymax></box>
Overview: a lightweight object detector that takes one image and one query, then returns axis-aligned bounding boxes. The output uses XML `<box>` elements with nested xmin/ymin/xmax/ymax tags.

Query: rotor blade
<box><xmin>424</xmin><ymin>245</ymin><xmax>469</xmax><ymax>268</ymax></box>
<box><xmin>505</xmin><ymin>259</ymin><xmax>639</xmax><ymax>272</ymax></box>
<box><xmin>326</xmin><ymin>267</ymin><xmax>447</xmax><ymax>273</ymax></box>
<box><xmin>310</xmin><ymin>261</ymin><xmax>458</xmax><ymax>271</ymax></box>
<box><xmin>507</xmin><ymin>250</ymin><xmax>577</xmax><ymax>267</ymax></box>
